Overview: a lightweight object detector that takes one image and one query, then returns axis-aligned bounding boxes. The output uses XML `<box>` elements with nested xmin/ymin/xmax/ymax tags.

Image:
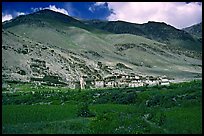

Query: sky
<box><xmin>2</xmin><ymin>2</ymin><xmax>202</xmax><ymax>29</ymax></box>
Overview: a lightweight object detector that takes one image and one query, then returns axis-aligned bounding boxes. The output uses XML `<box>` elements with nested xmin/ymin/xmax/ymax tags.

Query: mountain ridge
<box><xmin>83</xmin><ymin>19</ymin><xmax>201</xmax><ymax>52</ymax></box>
<box><xmin>182</xmin><ymin>22</ymin><xmax>202</xmax><ymax>43</ymax></box>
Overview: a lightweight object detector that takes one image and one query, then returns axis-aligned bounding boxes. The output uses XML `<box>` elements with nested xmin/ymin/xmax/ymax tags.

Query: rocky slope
<box><xmin>2</xmin><ymin>9</ymin><xmax>202</xmax><ymax>85</ymax></box>
<box><xmin>183</xmin><ymin>22</ymin><xmax>202</xmax><ymax>42</ymax></box>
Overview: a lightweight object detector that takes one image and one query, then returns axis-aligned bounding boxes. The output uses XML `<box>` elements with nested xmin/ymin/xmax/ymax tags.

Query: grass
<box><xmin>2</xmin><ymin>104</ymin><xmax>77</xmax><ymax>125</ymax></box>
<box><xmin>2</xmin><ymin>104</ymin><xmax>90</xmax><ymax>134</ymax></box>
<box><xmin>90</xmin><ymin>104</ymin><xmax>137</xmax><ymax>114</ymax></box>
<box><xmin>2</xmin><ymin>80</ymin><xmax>202</xmax><ymax>134</ymax></box>
<box><xmin>164</xmin><ymin>106</ymin><xmax>202</xmax><ymax>134</ymax></box>
<box><xmin>3</xmin><ymin>117</ymin><xmax>90</xmax><ymax>134</ymax></box>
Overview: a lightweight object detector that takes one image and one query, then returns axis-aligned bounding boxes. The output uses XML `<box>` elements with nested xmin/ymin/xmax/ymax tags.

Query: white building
<box><xmin>95</xmin><ymin>80</ymin><xmax>104</xmax><ymax>88</ymax></box>
<box><xmin>146</xmin><ymin>80</ymin><xmax>159</xmax><ymax>87</ymax></box>
<box><xmin>160</xmin><ymin>78</ymin><xmax>170</xmax><ymax>86</ymax></box>
<box><xmin>128</xmin><ymin>80</ymin><xmax>144</xmax><ymax>87</ymax></box>
<box><xmin>105</xmin><ymin>81</ymin><xmax>115</xmax><ymax>88</ymax></box>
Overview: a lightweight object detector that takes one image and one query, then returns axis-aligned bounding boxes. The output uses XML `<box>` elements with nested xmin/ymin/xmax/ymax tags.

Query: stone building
<box><xmin>129</xmin><ymin>80</ymin><xmax>144</xmax><ymax>87</ymax></box>
<box><xmin>160</xmin><ymin>78</ymin><xmax>170</xmax><ymax>86</ymax></box>
<box><xmin>104</xmin><ymin>75</ymin><xmax>117</xmax><ymax>88</ymax></box>
<box><xmin>145</xmin><ymin>80</ymin><xmax>159</xmax><ymax>87</ymax></box>
<box><xmin>95</xmin><ymin>80</ymin><xmax>104</xmax><ymax>88</ymax></box>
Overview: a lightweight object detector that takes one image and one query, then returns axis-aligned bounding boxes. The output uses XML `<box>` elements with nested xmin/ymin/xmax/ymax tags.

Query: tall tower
<box><xmin>80</xmin><ymin>77</ymin><xmax>85</xmax><ymax>89</ymax></box>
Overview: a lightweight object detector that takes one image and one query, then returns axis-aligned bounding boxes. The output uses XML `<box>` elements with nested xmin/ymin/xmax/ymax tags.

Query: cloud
<box><xmin>31</xmin><ymin>7</ymin><xmax>43</xmax><ymax>12</ymax></box>
<box><xmin>89</xmin><ymin>2</ymin><xmax>106</xmax><ymax>12</ymax></box>
<box><xmin>2</xmin><ymin>4</ymin><xmax>69</xmax><ymax>23</ymax></box>
<box><xmin>101</xmin><ymin>2</ymin><xmax>202</xmax><ymax>29</ymax></box>
<box><xmin>31</xmin><ymin>5</ymin><xmax>69</xmax><ymax>15</ymax></box>
<box><xmin>88</xmin><ymin>7</ymin><xmax>94</xmax><ymax>12</ymax></box>
<box><xmin>16</xmin><ymin>12</ymin><xmax>26</xmax><ymax>16</ymax></box>
<box><xmin>2</xmin><ymin>13</ymin><xmax>13</xmax><ymax>22</ymax></box>
<box><xmin>2</xmin><ymin>11</ymin><xmax>28</xmax><ymax>22</ymax></box>
<box><xmin>94</xmin><ymin>2</ymin><xmax>106</xmax><ymax>6</ymax></box>
<box><xmin>45</xmin><ymin>5</ymin><xmax>69</xmax><ymax>15</ymax></box>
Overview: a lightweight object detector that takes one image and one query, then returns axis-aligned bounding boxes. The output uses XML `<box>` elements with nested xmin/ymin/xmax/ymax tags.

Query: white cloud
<box><xmin>2</xmin><ymin>4</ymin><xmax>69</xmax><ymax>23</ymax></box>
<box><xmin>16</xmin><ymin>12</ymin><xmax>25</xmax><ymax>16</ymax></box>
<box><xmin>31</xmin><ymin>5</ymin><xmax>69</xmax><ymax>15</ymax></box>
<box><xmin>45</xmin><ymin>5</ymin><xmax>69</xmax><ymax>15</ymax></box>
<box><xmin>102</xmin><ymin>2</ymin><xmax>202</xmax><ymax>29</ymax></box>
<box><xmin>89</xmin><ymin>2</ymin><xmax>106</xmax><ymax>12</ymax></box>
<box><xmin>2</xmin><ymin>11</ymin><xmax>28</xmax><ymax>22</ymax></box>
<box><xmin>31</xmin><ymin>7</ymin><xmax>43</xmax><ymax>12</ymax></box>
<box><xmin>88</xmin><ymin>7</ymin><xmax>94</xmax><ymax>12</ymax></box>
<box><xmin>2</xmin><ymin>13</ymin><xmax>13</xmax><ymax>22</ymax></box>
<box><xmin>94</xmin><ymin>2</ymin><xmax>106</xmax><ymax>6</ymax></box>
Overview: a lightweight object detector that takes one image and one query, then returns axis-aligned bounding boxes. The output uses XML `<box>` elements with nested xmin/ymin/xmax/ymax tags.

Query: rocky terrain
<box><xmin>183</xmin><ymin>22</ymin><xmax>202</xmax><ymax>43</ymax></box>
<box><xmin>2</xmin><ymin>9</ymin><xmax>202</xmax><ymax>86</ymax></box>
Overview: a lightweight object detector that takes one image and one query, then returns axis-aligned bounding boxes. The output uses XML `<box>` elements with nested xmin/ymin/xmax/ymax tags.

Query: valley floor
<box><xmin>2</xmin><ymin>80</ymin><xmax>202</xmax><ymax>134</ymax></box>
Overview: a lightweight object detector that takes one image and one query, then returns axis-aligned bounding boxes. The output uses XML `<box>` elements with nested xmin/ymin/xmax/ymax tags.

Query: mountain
<box><xmin>183</xmin><ymin>22</ymin><xmax>202</xmax><ymax>42</ymax></box>
<box><xmin>83</xmin><ymin>20</ymin><xmax>202</xmax><ymax>52</ymax></box>
<box><xmin>3</xmin><ymin>9</ymin><xmax>109</xmax><ymax>34</ymax></box>
<box><xmin>83</xmin><ymin>20</ymin><xmax>146</xmax><ymax>36</ymax></box>
<box><xmin>2</xmin><ymin>9</ymin><xmax>202</xmax><ymax>85</ymax></box>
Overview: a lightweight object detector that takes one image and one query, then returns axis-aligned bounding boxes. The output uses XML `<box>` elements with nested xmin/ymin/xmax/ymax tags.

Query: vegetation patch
<box><xmin>2</xmin><ymin>80</ymin><xmax>202</xmax><ymax>134</ymax></box>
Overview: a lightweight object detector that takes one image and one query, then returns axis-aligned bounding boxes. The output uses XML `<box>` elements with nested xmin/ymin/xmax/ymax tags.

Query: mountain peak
<box><xmin>33</xmin><ymin>9</ymin><xmax>67</xmax><ymax>16</ymax></box>
<box><xmin>183</xmin><ymin>22</ymin><xmax>202</xmax><ymax>38</ymax></box>
<box><xmin>3</xmin><ymin>9</ymin><xmax>80</xmax><ymax>29</ymax></box>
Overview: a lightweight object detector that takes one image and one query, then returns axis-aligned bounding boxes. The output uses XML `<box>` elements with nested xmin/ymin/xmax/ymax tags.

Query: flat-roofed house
<box><xmin>95</xmin><ymin>80</ymin><xmax>104</xmax><ymax>88</ymax></box>
<box><xmin>128</xmin><ymin>81</ymin><xmax>141</xmax><ymax>87</ymax></box>
<box><xmin>160</xmin><ymin>78</ymin><xmax>170</xmax><ymax>86</ymax></box>
<box><xmin>104</xmin><ymin>75</ymin><xmax>117</xmax><ymax>88</ymax></box>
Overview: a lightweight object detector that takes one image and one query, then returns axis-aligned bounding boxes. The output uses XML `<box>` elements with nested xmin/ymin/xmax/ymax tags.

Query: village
<box><xmin>74</xmin><ymin>73</ymin><xmax>170</xmax><ymax>89</ymax></box>
<box><xmin>30</xmin><ymin>72</ymin><xmax>171</xmax><ymax>89</ymax></box>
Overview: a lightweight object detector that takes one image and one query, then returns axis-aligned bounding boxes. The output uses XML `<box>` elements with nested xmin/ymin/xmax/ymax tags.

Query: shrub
<box><xmin>151</xmin><ymin>111</ymin><xmax>166</xmax><ymax>126</ymax></box>
<box><xmin>116</xmin><ymin>92</ymin><xmax>137</xmax><ymax>104</ymax></box>
<box><xmin>77</xmin><ymin>103</ymin><xmax>95</xmax><ymax>117</ymax></box>
<box><xmin>158</xmin><ymin>112</ymin><xmax>166</xmax><ymax>126</ymax></box>
<box><xmin>88</xmin><ymin>112</ymin><xmax>119</xmax><ymax>134</ymax></box>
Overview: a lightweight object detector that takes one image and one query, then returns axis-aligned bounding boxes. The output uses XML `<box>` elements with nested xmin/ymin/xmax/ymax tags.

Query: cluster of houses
<box><xmin>31</xmin><ymin>72</ymin><xmax>170</xmax><ymax>89</ymax></box>
<box><xmin>75</xmin><ymin>73</ymin><xmax>170</xmax><ymax>89</ymax></box>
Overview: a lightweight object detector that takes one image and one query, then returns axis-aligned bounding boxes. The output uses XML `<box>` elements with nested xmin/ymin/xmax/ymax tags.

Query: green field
<box><xmin>2</xmin><ymin>80</ymin><xmax>202</xmax><ymax>134</ymax></box>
